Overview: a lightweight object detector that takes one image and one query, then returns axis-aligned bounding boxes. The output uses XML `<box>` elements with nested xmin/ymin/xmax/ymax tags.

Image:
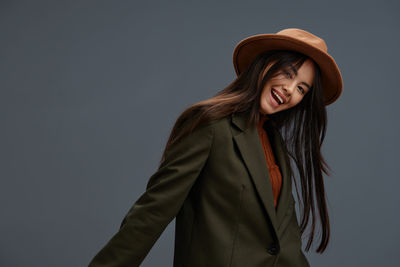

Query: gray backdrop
<box><xmin>1</xmin><ymin>0</ymin><xmax>399</xmax><ymax>266</ymax></box>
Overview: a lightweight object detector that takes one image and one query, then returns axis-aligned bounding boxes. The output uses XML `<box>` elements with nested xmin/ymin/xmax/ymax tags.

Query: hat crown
<box><xmin>277</xmin><ymin>28</ymin><xmax>328</xmax><ymax>53</ymax></box>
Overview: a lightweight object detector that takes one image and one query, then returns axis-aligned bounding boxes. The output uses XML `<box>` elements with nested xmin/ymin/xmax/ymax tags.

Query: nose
<box><xmin>282</xmin><ymin>81</ymin><xmax>297</xmax><ymax>97</ymax></box>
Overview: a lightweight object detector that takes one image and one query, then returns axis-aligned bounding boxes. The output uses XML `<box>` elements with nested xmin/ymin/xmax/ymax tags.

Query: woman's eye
<box><xmin>284</xmin><ymin>71</ymin><xmax>292</xmax><ymax>78</ymax></box>
<box><xmin>298</xmin><ymin>86</ymin><xmax>305</xmax><ymax>94</ymax></box>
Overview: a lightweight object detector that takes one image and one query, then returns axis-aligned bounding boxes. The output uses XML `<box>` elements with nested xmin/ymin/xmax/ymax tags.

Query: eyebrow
<box><xmin>301</xmin><ymin>82</ymin><xmax>312</xmax><ymax>91</ymax></box>
<box><xmin>289</xmin><ymin>65</ymin><xmax>312</xmax><ymax>90</ymax></box>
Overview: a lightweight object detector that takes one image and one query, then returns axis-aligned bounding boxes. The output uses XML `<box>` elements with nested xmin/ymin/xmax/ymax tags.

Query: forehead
<box><xmin>259</xmin><ymin>58</ymin><xmax>316</xmax><ymax>87</ymax></box>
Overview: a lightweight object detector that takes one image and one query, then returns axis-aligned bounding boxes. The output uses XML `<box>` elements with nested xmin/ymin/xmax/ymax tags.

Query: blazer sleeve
<box><xmin>88</xmin><ymin>119</ymin><xmax>215</xmax><ymax>267</ymax></box>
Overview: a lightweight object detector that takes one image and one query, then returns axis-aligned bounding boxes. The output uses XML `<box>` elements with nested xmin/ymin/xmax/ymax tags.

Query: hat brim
<box><xmin>233</xmin><ymin>34</ymin><xmax>343</xmax><ymax>105</ymax></box>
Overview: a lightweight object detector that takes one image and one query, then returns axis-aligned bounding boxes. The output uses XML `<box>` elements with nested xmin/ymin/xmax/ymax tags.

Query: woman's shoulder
<box><xmin>183</xmin><ymin>111</ymin><xmax>232</xmax><ymax>128</ymax></box>
<box><xmin>174</xmin><ymin>109</ymin><xmax>237</xmax><ymax>140</ymax></box>
<box><xmin>205</xmin><ymin>114</ymin><xmax>234</xmax><ymax>133</ymax></box>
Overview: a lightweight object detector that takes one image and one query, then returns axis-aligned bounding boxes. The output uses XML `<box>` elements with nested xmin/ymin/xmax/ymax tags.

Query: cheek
<box><xmin>283</xmin><ymin>93</ymin><xmax>303</xmax><ymax>109</ymax></box>
<box><xmin>260</xmin><ymin>87</ymin><xmax>269</xmax><ymax>100</ymax></box>
<box><xmin>290</xmin><ymin>95</ymin><xmax>304</xmax><ymax>107</ymax></box>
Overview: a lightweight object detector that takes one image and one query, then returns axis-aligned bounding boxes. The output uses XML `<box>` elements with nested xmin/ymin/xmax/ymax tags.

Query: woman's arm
<box><xmin>88</xmin><ymin>120</ymin><xmax>215</xmax><ymax>267</ymax></box>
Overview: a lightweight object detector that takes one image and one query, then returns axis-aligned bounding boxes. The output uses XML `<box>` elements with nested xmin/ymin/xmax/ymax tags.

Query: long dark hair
<box><xmin>159</xmin><ymin>50</ymin><xmax>331</xmax><ymax>253</ymax></box>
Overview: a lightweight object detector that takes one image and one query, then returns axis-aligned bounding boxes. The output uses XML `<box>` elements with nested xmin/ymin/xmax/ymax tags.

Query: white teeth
<box><xmin>272</xmin><ymin>89</ymin><xmax>283</xmax><ymax>104</ymax></box>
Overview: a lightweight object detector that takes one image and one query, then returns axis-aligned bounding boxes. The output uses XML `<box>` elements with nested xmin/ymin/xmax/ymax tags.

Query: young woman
<box><xmin>88</xmin><ymin>28</ymin><xmax>343</xmax><ymax>267</ymax></box>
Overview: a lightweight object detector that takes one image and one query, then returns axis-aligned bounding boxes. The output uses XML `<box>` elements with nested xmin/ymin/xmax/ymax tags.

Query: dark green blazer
<box><xmin>89</xmin><ymin>111</ymin><xmax>310</xmax><ymax>267</ymax></box>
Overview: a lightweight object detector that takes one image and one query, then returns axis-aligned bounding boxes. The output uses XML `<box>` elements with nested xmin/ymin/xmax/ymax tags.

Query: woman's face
<box><xmin>259</xmin><ymin>59</ymin><xmax>315</xmax><ymax>115</ymax></box>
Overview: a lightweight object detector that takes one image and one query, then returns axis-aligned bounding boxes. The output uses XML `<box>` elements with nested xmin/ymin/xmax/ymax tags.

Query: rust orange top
<box><xmin>256</xmin><ymin>114</ymin><xmax>282</xmax><ymax>208</ymax></box>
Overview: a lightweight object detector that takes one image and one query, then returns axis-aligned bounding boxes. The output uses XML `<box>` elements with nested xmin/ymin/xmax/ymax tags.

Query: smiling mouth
<box><xmin>271</xmin><ymin>88</ymin><xmax>284</xmax><ymax>105</ymax></box>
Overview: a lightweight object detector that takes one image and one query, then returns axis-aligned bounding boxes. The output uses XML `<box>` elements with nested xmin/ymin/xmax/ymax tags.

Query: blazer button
<box><xmin>267</xmin><ymin>244</ymin><xmax>279</xmax><ymax>255</ymax></box>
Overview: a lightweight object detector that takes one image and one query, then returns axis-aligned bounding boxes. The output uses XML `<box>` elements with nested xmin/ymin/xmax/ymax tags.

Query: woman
<box><xmin>88</xmin><ymin>28</ymin><xmax>343</xmax><ymax>267</ymax></box>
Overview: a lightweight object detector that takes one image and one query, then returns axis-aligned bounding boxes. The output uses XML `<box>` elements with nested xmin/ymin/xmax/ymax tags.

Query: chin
<box><xmin>260</xmin><ymin>101</ymin><xmax>278</xmax><ymax>115</ymax></box>
<box><xmin>260</xmin><ymin>107</ymin><xmax>275</xmax><ymax>115</ymax></box>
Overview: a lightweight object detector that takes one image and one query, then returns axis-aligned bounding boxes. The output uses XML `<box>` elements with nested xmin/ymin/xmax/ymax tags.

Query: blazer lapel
<box><xmin>230</xmin><ymin>111</ymin><xmax>293</xmax><ymax>238</ymax></box>
<box><xmin>267</xmin><ymin>122</ymin><xmax>293</xmax><ymax>236</ymax></box>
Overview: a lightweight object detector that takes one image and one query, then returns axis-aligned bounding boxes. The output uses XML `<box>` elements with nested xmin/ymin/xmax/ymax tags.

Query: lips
<box><xmin>271</xmin><ymin>88</ymin><xmax>287</xmax><ymax>104</ymax></box>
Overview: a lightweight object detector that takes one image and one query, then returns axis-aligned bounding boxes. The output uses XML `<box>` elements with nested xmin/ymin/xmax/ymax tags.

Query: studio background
<box><xmin>1</xmin><ymin>0</ymin><xmax>399</xmax><ymax>266</ymax></box>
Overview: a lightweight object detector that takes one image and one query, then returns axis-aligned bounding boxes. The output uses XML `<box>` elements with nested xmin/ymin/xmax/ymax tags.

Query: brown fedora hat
<box><xmin>232</xmin><ymin>28</ymin><xmax>343</xmax><ymax>105</ymax></box>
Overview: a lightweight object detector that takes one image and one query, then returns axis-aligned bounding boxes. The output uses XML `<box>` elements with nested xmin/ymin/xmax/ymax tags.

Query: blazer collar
<box><xmin>230</xmin><ymin>111</ymin><xmax>294</xmax><ymax>240</ymax></box>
